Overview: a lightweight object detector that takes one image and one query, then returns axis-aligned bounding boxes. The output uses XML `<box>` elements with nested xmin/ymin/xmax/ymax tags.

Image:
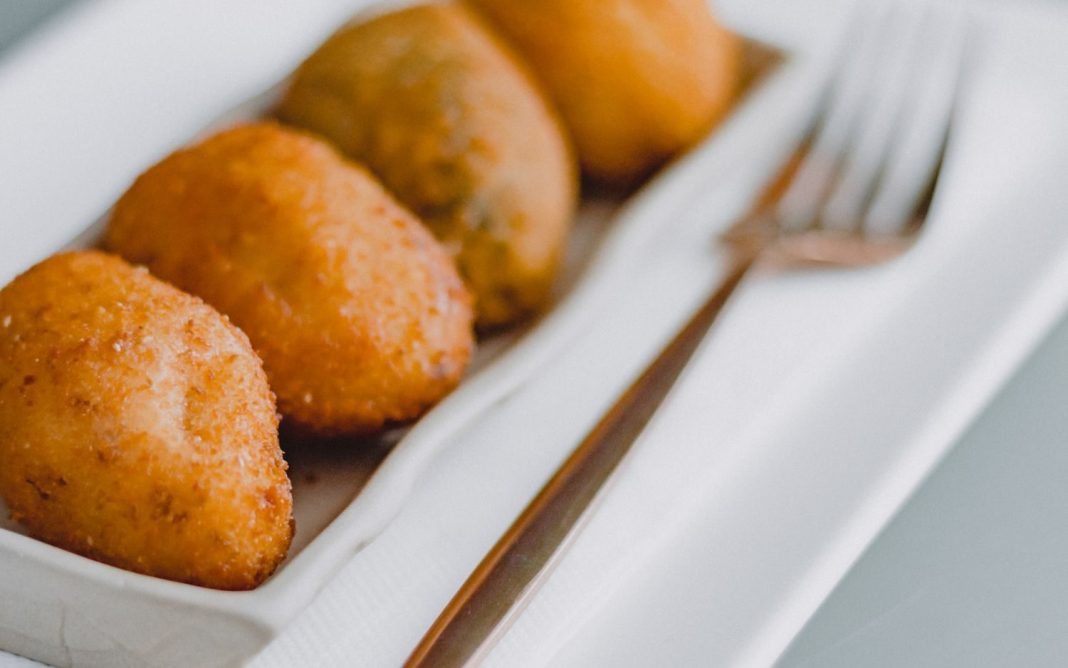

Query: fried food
<box><xmin>276</xmin><ymin>2</ymin><xmax>577</xmax><ymax>328</ymax></box>
<box><xmin>0</xmin><ymin>251</ymin><xmax>292</xmax><ymax>590</ymax></box>
<box><xmin>106</xmin><ymin>122</ymin><xmax>474</xmax><ymax>436</ymax></box>
<box><xmin>467</xmin><ymin>0</ymin><xmax>743</xmax><ymax>185</ymax></box>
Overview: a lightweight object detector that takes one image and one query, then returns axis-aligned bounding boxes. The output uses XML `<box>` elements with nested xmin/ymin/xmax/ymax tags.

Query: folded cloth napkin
<box><xmin>253</xmin><ymin>1</ymin><xmax>1068</xmax><ymax>666</ymax></box>
<box><xmin>482</xmin><ymin>2</ymin><xmax>1068</xmax><ymax>666</ymax></box>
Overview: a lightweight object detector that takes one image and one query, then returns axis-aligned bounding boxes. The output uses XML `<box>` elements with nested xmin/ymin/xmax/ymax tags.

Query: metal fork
<box><xmin>407</xmin><ymin>2</ymin><xmax>968</xmax><ymax>665</ymax></box>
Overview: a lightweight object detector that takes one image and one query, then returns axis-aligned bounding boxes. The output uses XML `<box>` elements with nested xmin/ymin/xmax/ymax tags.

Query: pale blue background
<box><xmin>780</xmin><ymin>311</ymin><xmax>1068</xmax><ymax>667</ymax></box>
<box><xmin>0</xmin><ymin>0</ymin><xmax>74</xmax><ymax>53</ymax></box>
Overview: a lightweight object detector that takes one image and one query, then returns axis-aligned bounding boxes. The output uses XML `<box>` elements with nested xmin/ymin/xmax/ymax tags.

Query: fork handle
<box><xmin>405</xmin><ymin>249</ymin><xmax>761</xmax><ymax>668</ymax></box>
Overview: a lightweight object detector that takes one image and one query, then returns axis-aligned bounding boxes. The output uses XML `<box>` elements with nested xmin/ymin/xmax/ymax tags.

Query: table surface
<box><xmin>3</xmin><ymin>2</ymin><xmax>1068</xmax><ymax>666</ymax></box>
<box><xmin>0</xmin><ymin>0</ymin><xmax>71</xmax><ymax>54</ymax></box>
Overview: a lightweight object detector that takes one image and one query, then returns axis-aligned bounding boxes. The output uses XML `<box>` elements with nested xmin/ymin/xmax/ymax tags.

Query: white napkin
<box><xmin>251</xmin><ymin>1</ymin><xmax>1068</xmax><ymax>666</ymax></box>
<box><xmin>488</xmin><ymin>3</ymin><xmax>1068</xmax><ymax>666</ymax></box>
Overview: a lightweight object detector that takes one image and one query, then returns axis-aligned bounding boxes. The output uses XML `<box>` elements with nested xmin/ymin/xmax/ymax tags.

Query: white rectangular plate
<box><xmin>4</xmin><ymin>1</ymin><xmax>1068</xmax><ymax>667</ymax></box>
<box><xmin>0</xmin><ymin>1</ymin><xmax>790</xmax><ymax>666</ymax></box>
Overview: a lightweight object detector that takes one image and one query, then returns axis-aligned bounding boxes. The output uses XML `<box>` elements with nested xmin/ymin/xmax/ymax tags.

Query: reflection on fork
<box><xmin>406</xmin><ymin>1</ymin><xmax>971</xmax><ymax>666</ymax></box>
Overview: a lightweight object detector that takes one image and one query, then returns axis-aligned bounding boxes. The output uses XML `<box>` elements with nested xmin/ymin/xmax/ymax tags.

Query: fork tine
<box><xmin>819</xmin><ymin>0</ymin><xmax>934</xmax><ymax>232</ymax></box>
<box><xmin>774</xmin><ymin>0</ymin><xmax>897</xmax><ymax>232</ymax></box>
<box><xmin>863</xmin><ymin>0</ymin><xmax>968</xmax><ymax>236</ymax></box>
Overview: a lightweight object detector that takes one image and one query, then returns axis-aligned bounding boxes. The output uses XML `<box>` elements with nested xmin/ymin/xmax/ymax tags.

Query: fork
<box><xmin>406</xmin><ymin>1</ymin><xmax>968</xmax><ymax>665</ymax></box>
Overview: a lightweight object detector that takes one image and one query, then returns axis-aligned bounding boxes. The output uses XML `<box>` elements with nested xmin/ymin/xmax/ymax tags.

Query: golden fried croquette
<box><xmin>467</xmin><ymin>0</ymin><xmax>743</xmax><ymax>185</ymax></box>
<box><xmin>106</xmin><ymin>122</ymin><xmax>474</xmax><ymax>436</ymax></box>
<box><xmin>277</xmin><ymin>2</ymin><xmax>577</xmax><ymax>328</ymax></box>
<box><xmin>0</xmin><ymin>251</ymin><xmax>292</xmax><ymax>590</ymax></box>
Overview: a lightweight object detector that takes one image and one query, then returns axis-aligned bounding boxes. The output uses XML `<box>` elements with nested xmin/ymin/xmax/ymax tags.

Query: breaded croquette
<box><xmin>0</xmin><ymin>251</ymin><xmax>293</xmax><ymax>590</ymax></box>
<box><xmin>468</xmin><ymin>0</ymin><xmax>742</xmax><ymax>184</ymax></box>
<box><xmin>106</xmin><ymin>122</ymin><xmax>475</xmax><ymax>437</ymax></box>
<box><xmin>277</xmin><ymin>2</ymin><xmax>577</xmax><ymax>328</ymax></box>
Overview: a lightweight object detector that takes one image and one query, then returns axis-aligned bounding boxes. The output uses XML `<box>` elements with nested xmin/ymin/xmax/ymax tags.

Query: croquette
<box><xmin>106</xmin><ymin>122</ymin><xmax>475</xmax><ymax>436</ymax></box>
<box><xmin>0</xmin><ymin>251</ymin><xmax>292</xmax><ymax>590</ymax></box>
<box><xmin>277</xmin><ymin>2</ymin><xmax>577</xmax><ymax>328</ymax></box>
<box><xmin>467</xmin><ymin>0</ymin><xmax>743</xmax><ymax>184</ymax></box>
